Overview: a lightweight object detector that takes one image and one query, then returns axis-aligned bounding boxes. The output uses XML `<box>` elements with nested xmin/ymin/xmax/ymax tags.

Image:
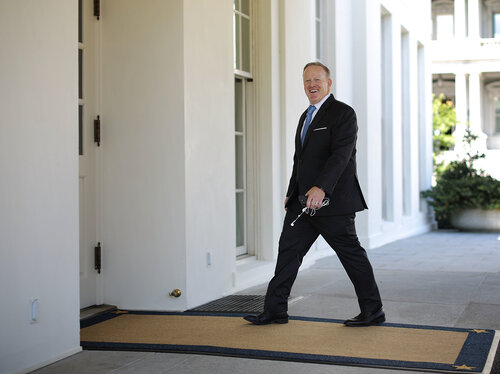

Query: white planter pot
<box><xmin>450</xmin><ymin>209</ymin><xmax>500</xmax><ymax>231</ymax></box>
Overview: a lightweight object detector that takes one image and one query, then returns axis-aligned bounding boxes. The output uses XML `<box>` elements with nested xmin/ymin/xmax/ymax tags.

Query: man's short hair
<box><xmin>303</xmin><ymin>62</ymin><xmax>331</xmax><ymax>78</ymax></box>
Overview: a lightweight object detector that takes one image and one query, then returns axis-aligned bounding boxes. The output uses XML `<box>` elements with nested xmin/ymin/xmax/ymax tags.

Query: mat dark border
<box><xmin>81</xmin><ymin>311</ymin><xmax>495</xmax><ymax>373</ymax></box>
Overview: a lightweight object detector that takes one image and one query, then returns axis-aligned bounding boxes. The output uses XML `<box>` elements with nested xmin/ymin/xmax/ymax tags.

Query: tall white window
<box><xmin>234</xmin><ymin>0</ymin><xmax>252</xmax><ymax>77</ymax></box>
<box><xmin>234</xmin><ymin>78</ymin><xmax>246</xmax><ymax>254</ymax></box>
<box><xmin>234</xmin><ymin>0</ymin><xmax>252</xmax><ymax>257</ymax></box>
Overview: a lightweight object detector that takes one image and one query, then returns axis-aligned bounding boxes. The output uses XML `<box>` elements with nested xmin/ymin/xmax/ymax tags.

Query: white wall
<box><xmin>101</xmin><ymin>0</ymin><xmax>188</xmax><ymax>310</ymax></box>
<box><xmin>0</xmin><ymin>1</ymin><xmax>80</xmax><ymax>373</ymax></box>
<box><xmin>182</xmin><ymin>0</ymin><xmax>236</xmax><ymax>306</ymax></box>
<box><xmin>99</xmin><ymin>0</ymin><xmax>239</xmax><ymax>310</ymax></box>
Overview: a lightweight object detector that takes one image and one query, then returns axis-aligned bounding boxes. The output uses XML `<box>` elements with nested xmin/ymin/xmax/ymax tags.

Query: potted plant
<box><xmin>422</xmin><ymin>128</ymin><xmax>500</xmax><ymax>231</ymax></box>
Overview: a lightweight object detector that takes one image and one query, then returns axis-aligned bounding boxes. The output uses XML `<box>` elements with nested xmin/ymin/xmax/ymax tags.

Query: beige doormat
<box><xmin>80</xmin><ymin>311</ymin><xmax>498</xmax><ymax>373</ymax></box>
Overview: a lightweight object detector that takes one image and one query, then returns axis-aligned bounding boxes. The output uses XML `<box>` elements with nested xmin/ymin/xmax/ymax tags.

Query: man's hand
<box><xmin>305</xmin><ymin>187</ymin><xmax>325</xmax><ymax>209</ymax></box>
<box><xmin>284</xmin><ymin>196</ymin><xmax>289</xmax><ymax>210</ymax></box>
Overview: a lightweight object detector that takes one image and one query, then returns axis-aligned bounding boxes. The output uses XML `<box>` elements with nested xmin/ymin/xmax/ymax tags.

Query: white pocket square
<box><xmin>313</xmin><ymin>127</ymin><xmax>327</xmax><ymax>131</ymax></box>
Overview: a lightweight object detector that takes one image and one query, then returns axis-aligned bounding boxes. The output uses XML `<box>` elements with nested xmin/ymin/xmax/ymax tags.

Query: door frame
<box><xmin>79</xmin><ymin>0</ymin><xmax>103</xmax><ymax>309</ymax></box>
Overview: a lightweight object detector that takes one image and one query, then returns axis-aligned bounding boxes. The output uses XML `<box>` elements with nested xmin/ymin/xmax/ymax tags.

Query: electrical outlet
<box><xmin>206</xmin><ymin>252</ymin><xmax>212</xmax><ymax>266</ymax></box>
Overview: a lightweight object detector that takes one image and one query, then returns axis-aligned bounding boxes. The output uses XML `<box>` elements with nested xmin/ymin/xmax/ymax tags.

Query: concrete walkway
<box><xmin>33</xmin><ymin>231</ymin><xmax>500</xmax><ymax>374</ymax></box>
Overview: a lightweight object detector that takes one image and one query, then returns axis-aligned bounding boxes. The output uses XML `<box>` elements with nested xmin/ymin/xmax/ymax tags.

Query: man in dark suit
<box><xmin>244</xmin><ymin>62</ymin><xmax>384</xmax><ymax>327</ymax></box>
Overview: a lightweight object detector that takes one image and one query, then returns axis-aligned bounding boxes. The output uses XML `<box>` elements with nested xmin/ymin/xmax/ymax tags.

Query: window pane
<box><xmin>241</xmin><ymin>16</ymin><xmax>251</xmax><ymax>73</ymax></box>
<box><xmin>436</xmin><ymin>14</ymin><xmax>454</xmax><ymax>40</ymax></box>
<box><xmin>494</xmin><ymin>13</ymin><xmax>500</xmax><ymax>38</ymax></box>
<box><xmin>79</xmin><ymin>105</ymin><xmax>83</xmax><ymax>155</ymax></box>
<box><xmin>316</xmin><ymin>0</ymin><xmax>320</xmax><ymax>19</ymax></box>
<box><xmin>78</xmin><ymin>0</ymin><xmax>83</xmax><ymax>43</ymax></box>
<box><xmin>79</xmin><ymin>49</ymin><xmax>83</xmax><ymax>99</ymax></box>
<box><xmin>235</xmin><ymin>135</ymin><xmax>244</xmax><ymax>189</ymax></box>
<box><xmin>235</xmin><ymin>78</ymin><xmax>243</xmax><ymax>132</ymax></box>
<box><xmin>241</xmin><ymin>0</ymin><xmax>250</xmax><ymax>16</ymax></box>
<box><xmin>234</xmin><ymin>15</ymin><xmax>240</xmax><ymax>70</ymax></box>
<box><xmin>234</xmin><ymin>0</ymin><xmax>239</xmax><ymax>12</ymax></box>
<box><xmin>236</xmin><ymin>192</ymin><xmax>245</xmax><ymax>247</ymax></box>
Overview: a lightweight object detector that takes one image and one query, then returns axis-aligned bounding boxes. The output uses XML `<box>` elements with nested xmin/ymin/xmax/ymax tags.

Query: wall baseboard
<box><xmin>14</xmin><ymin>346</ymin><xmax>82</xmax><ymax>374</ymax></box>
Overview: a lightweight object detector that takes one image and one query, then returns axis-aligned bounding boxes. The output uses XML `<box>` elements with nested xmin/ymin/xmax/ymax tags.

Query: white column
<box><xmin>408</xmin><ymin>34</ymin><xmax>420</xmax><ymax>217</ymax></box>
<box><xmin>333</xmin><ymin>1</ymin><xmax>354</xmax><ymax>102</ymax></box>
<box><xmin>468</xmin><ymin>0</ymin><xmax>480</xmax><ymax>39</ymax></box>
<box><xmin>454</xmin><ymin>0</ymin><xmax>466</xmax><ymax>39</ymax></box>
<box><xmin>469</xmin><ymin>72</ymin><xmax>482</xmax><ymax>134</ymax></box>
<box><xmin>454</xmin><ymin>72</ymin><xmax>467</xmax><ymax>154</ymax></box>
<box><xmin>381</xmin><ymin>11</ymin><xmax>394</xmax><ymax>222</ymax></box>
<box><xmin>392</xmin><ymin>20</ymin><xmax>403</xmax><ymax>225</ymax></box>
<box><xmin>468</xmin><ymin>72</ymin><xmax>488</xmax><ymax>152</ymax></box>
<box><xmin>460</xmin><ymin>72</ymin><xmax>487</xmax><ymax>153</ymax></box>
<box><xmin>401</xmin><ymin>30</ymin><xmax>411</xmax><ymax>217</ymax></box>
<box><xmin>1</xmin><ymin>2</ymin><xmax>80</xmax><ymax>373</ymax></box>
<box><xmin>351</xmin><ymin>0</ymin><xmax>384</xmax><ymax>247</ymax></box>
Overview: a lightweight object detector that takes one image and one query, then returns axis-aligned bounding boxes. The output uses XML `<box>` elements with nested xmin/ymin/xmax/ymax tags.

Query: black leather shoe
<box><xmin>344</xmin><ymin>308</ymin><xmax>385</xmax><ymax>327</ymax></box>
<box><xmin>243</xmin><ymin>311</ymin><xmax>289</xmax><ymax>325</ymax></box>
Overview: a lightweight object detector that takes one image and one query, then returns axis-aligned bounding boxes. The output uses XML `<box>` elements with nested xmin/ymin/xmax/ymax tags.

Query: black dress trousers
<box><xmin>263</xmin><ymin>199</ymin><xmax>382</xmax><ymax>315</ymax></box>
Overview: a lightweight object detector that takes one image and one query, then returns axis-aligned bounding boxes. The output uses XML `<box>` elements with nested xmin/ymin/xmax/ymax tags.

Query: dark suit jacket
<box><xmin>285</xmin><ymin>94</ymin><xmax>368</xmax><ymax>216</ymax></box>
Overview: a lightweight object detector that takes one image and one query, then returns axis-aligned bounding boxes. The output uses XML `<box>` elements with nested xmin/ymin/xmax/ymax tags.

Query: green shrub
<box><xmin>432</xmin><ymin>94</ymin><xmax>456</xmax><ymax>153</ymax></box>
<box><xmin>422</xmin><ymin>129</ymin><xmax>500</xmax><ymax>227</ymax></box>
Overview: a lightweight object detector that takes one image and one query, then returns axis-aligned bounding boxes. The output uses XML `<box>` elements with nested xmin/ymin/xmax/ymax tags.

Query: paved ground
<box><xmin>33</xmin><ymin>231</ymin><xmax>500</xmax><ymax>374</ymax></box>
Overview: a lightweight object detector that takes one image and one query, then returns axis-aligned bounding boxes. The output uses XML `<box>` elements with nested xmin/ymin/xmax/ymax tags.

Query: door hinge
<box><xmin>94</xmin><ymin>115</ymin><xmax>101</xmax><ymax>147</ymax></box>
<box><xmin>95</xmin><ymin>242</ymin><xmax>102</xmax><ymax>274</ymax></box>
<box><xmin>94</xmin><ymin>0</ymin><xmax>100</xmax><ymax>20</ymax></box>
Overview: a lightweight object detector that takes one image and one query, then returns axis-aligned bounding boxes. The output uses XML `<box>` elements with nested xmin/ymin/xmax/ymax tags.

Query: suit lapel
<box><xmin>301</xmin><ymin>95</ymin><xmax>334</xmax><ymax>149</ymax></box>
<box><xmin>296</xmin><ymin>110</ymin><xmax>307</xmax><ymax>152</ymax></box>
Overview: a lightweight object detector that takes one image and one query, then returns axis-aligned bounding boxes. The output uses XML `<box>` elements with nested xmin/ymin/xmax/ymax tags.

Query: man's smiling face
<box><xmin>303</xmin><ymin>65</ymin><xmax>332</xmax><ymax>105</ymax></box>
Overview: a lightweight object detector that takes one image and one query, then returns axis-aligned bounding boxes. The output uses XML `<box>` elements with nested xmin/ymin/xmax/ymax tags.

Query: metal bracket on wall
<box><xmin>94</xmin><ymin>0</ymin><xmax>100</xmax><ymax>20</ymax></box>
<box><xmin>94</xmin><ymin>115</ymin><xmax>101</xmax><ymax>147</ymax></box>
<box><xmin>95</xmin><ymin>242</ymin><xmax>101</xmax><ymax>274</ymax></box>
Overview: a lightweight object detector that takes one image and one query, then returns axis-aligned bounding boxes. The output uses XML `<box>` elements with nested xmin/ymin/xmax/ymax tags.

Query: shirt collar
<box><xmin>310</xmin><ymin>93</ymin><xmax>331</xmax><ymax>112</ymax></box>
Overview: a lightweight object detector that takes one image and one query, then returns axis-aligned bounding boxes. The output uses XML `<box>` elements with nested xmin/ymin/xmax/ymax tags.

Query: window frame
<box><xmin>494</xmin><ymin>12</ymin><xmax>500</xmax><ymax>37</ymax></box>
<box><xmin>431</xmin><ymin>0</ymin><xmax>455</xmax><ymax>40</ymax></box>
<box><xmin>486</xmin><ymin>81</ymin><xmax>500</xmax><ymax>137</ymax></box>
<box><xmin>233</xmin><ymin>0</ymin><xmax>253</xmax><ymax>78</ymax></box>
<box><xmin>315</xmin><ymin>0</ymin><xmax>324</xmax><ymax>62</ymax></box>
